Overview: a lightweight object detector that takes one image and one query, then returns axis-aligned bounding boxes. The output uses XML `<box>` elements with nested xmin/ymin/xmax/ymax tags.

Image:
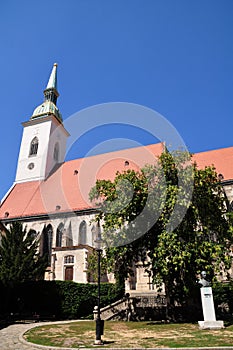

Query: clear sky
<box><xmin>0</xmin><ymin>0</ymin><xmax>233</xmax><ymax>199</ymax></box>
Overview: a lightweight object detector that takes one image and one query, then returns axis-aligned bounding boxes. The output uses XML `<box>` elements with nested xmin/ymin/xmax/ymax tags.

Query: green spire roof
<box><xmin>46</xmin><ymin>63</ymin><xmax>58</xmax><ymax>90</ymax></box>
<box><xmin>30</xmin><ymin>63</ymin><xmax>62</xmax><ymax>123</ymax></box>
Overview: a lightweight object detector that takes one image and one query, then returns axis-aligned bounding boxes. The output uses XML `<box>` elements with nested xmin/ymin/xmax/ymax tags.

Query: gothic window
<box><xmin>79</xmin><ymin>220</ymin><xmax>87</xmax><ymax>245</ymax></box>
<box><xmin>229</xmin><ymin>201</ymin><xmax>233</xmax><ymax>212</ymax></box>
<box><xmin>56</xmin><ymin>223</ymin><xmax>64</xmax><ymax>247</ymax></box>
<box><xmin>91</xmin><ymin>225</ymin><xmax>96</xmax><ymax>246</ymax></box>
<box><xmin>40</xmin><ymin>224</ymin><xmax>53</xmax><ymax>266</ymax></box>
<box><xmin>29</xmin><ymin>137</ymin><xmax>39</xmax><ymax>156</ymax></box>
<box><xmin>66</xmin><ymin>222</ymin><xmax>73</xmax><ymax>247</ymax></box>
<box><xmin>53</xmin><ymin>142</ymin><xmax>59</xmax><ymax>162</ymax></box>
<box><xmin>29</xmin><ymin>229</ymin><xmax>37</xmax><ymax>239</ymax></box>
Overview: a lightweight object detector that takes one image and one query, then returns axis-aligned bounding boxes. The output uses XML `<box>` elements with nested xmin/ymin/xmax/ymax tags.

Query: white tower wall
<box><xmin>15</xmin><ymin>116</ymin><xmax>68</xmax><ymax>183</ymax></box>
<box><xmin>45</xmin><ymin>120</ymin><xmax>68</xmax><ymax>178</ymax></box>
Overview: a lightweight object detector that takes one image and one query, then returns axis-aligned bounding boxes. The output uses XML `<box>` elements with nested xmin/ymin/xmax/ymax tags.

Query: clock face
<box><xmin>28</xmin><ymin>162</ymin><xmax>35</xmax><ymax>170</ymax></box>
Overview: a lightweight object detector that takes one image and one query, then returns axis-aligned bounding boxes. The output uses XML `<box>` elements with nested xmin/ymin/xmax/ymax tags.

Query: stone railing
<box><xmin>94</xmin><ymin>297</ymin><xmax>130</xmax><ymax>321</ymax></box>
<box><xmin>93</xmin><ymin>293</ymin><xmax>167</xmax><ymax>321</ymax></box>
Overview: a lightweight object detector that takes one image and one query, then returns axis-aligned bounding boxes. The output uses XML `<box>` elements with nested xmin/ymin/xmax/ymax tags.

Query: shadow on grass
<box><xmin>146</xmin><ymin>321</ymin><xmax>172</xmax><ymax>326</ymax></box>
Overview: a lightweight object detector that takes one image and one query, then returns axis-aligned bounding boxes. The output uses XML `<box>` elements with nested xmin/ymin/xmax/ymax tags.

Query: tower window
<box><xmin>53</xmin><ymin>142</ymin><xmax>59</xmax><ymax>162</ymax></box>
<box><xmin>29</xmin><ymin>137</ymin><xmax>39</xmax><ymax>156</ymax></box>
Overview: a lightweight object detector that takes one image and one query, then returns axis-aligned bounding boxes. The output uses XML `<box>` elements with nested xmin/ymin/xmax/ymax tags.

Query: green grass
<box><xmin>24</xmin><ymin>321</ymin><xmax>233</xmax><ymax>348</ymax></box>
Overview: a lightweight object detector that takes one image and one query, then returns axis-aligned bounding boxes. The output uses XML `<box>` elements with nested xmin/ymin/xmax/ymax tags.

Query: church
<box><xmin>0</xmin><ymin>64</ymin><xmax>233</xmax><ymax>293</ymax></box>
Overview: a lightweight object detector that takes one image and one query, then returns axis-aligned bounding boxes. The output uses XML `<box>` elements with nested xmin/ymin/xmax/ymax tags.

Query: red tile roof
<box><xmin>192</xmin><ymin>146</ymin><xmax>233</xmax><ymax>180</ymax></box>
<box><xmin>0</xmin><ymin>143</ymin><xmax>164</xmax><ymax>220</ymax></box>
<box><xmin>1</xmin><ymin>144</ymin><xmax>233</xmax><ymax>220</ymax></box>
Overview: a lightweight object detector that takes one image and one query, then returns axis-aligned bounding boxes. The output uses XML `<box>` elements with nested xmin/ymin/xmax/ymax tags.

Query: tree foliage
<box><xmin>86</xmin><ymin>250</ymin><xmax>109</xmax><ymax>282</ymax></box>
<box><xmin>0</xmin><ymin>222</ymin><xmax>47</xmax><ymax>286</ymax></box>
<box><xmin>89</xmin><ymin>150</ymin><xmax>233</xmax><ymax>311</ymax></box>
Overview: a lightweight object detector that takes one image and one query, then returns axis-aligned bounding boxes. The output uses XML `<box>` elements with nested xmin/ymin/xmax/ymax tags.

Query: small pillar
<box><xmin>198</xmin><ymin>287</ymin><xmax>224</xmax><ymax>329</ymax></box>
<box><xmin>93</xmin><ymin>305</ymin><xmax>98</xmax><ymax>321</ymax></box>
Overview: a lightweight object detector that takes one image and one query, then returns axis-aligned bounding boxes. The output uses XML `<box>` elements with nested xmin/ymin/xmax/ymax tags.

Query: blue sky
<box><xmin>0</xmin><ymin>0</ymin><xmax>233</xmax><ymax>199</ymax></box>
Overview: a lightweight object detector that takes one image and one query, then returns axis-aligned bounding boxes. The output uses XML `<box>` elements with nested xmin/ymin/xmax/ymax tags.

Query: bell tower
<box><xmin>15</xmin><ymin>63</ymin><xmax>69</xmax><ymax>183</ymax></box>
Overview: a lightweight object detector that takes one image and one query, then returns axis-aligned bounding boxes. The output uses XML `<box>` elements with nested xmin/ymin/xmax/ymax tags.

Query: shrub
<box><xmin>0</xmin><ymin>280</ymin><xmax>124</xmax><ymax>320</ymax></box>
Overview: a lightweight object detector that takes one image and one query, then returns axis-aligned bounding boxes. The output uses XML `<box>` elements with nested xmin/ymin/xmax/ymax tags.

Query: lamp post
<box><xmin>94</xmin><ymin>224</ymin><xmax>104</xmax><ymax>345</ymax></box>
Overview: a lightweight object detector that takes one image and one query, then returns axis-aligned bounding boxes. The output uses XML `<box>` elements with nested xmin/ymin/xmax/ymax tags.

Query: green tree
<box><xmin>0</xmin><ymin>222</ymin><xmax>47</xmax><ymax>286</ymax></box>
<box><xmin>87</xmin><ymin>250</ymin><xmax>108</xmax><ymax>282</ymax></box>
<box><xmin>89</xmin><ymin>151</ymin><xmax>233</xmax><ymax>317</ymax></box>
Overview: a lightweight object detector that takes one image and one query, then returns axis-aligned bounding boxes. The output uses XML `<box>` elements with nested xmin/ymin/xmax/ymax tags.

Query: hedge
<box><xmin>1</xmin><ymin>280</ymin><xmax>232</xmax><ymax>322</ymax></box>
<box><xmin>0</xmin><ymin>280</ymin><xmax>124</xmax><ymax>320</ymax></box>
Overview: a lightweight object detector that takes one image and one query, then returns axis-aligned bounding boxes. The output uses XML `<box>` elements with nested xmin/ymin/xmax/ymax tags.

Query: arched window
<box><xmin>79</xmin><ymin>220</ymin><xmax>87</xmax><ymax>245</ymax></box>
<box><xmin>40</xmin><ymin>224</ymin><xmax>53</xmax><ymax>265</ymax></box>
<box><xmin>56</xmin><ymin>223</ymin><xmax>64</xmax><ymax>247</ymax></box>
<box><xmin>91</xmin><ymin>225</ymin><xmax>96</xmax><ymax>246</ymax></box>
<box><xmin>29</xmin><ymin>229</ymin><xmax>37</xmax><ymax>239</ymax></box>
<box><xmin>66</xmin><ymin>222</ymin><xmax>73</xmax><ymax>247</ymax></box>
<box><xmin>64</xmin><ymin>255</ymin><xmax>74</xmax><ymax>264</ymax></box>
<box><xmin>230</xmin><ymin>201</ymin><xmax>233</xmax><ymax>212</ymax></box>
<box><xmin>53</xmin><ymin>142</ymin><xmax>59</xmax><ymax>162</ymax></box>
<box><xmin>29</xmin><ymin>137</ymin><xmax>39</xmax><ymax>156</ymax></box>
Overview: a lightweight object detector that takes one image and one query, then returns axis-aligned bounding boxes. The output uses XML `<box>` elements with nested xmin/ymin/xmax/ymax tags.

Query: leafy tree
<box><xmin>0</xmin><ymin>222</ymin><xmax>47</xmax><ymax>286</ymax></box>
<box><xmin>86</xmin><ymin>250</ymin><xmax>108</xmax><ymax>282</ymax></box>
<box><xmin>89</xmin><ymin>150</ymin><xmax>233</xmax><ymax>317</ymax></box>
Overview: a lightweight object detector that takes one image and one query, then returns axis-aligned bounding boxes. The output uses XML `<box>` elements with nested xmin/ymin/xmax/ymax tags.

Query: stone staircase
<box><xmin>94</xmin><ymin>297</ymin><xmax>130</xmax><ymax>321</ymax></box>
<box><xmin>95</xmin><ymin>292</ymin><xmax>167</xmax><ymax>321</ymax></box>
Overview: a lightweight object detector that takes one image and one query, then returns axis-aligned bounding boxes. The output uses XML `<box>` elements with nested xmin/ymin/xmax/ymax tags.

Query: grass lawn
<box><xmin>24</xmin><ymin>321</ymin><xmax>233</xmax><ymax>348</ymax></box>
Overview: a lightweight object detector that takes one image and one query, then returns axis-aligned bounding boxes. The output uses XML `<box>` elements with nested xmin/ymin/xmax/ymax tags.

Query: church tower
<box><xmin>15</xmin><ymin>63</ymin><xmax>69</xmax><ymax>183</ymax></box>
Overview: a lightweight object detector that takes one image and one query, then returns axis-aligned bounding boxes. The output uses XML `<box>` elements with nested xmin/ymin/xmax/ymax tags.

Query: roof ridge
<box><xmin>194</xmin><ymin>145</ymin><xmax>233</xmax><ymax>155</ymax></box>
<box><xmin>64</xmin><ymin>141</ymin><xmax>165</xmax><ymax>165</ymax></box>
<box><xmin>0</xmin><ymin>183</ymin><xmax>16</xmax><ymax>205</ymax></box>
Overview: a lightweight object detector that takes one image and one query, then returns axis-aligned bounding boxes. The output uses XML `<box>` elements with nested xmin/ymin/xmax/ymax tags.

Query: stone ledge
<box><xmin>198</xmin><ymin>320</ymin><xmax>224</xmax><ymax>329</ymax></box>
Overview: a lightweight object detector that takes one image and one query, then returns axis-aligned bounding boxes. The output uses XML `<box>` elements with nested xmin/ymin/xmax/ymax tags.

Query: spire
<box><xmin>44</xmin><ymin>63</ymin><xmax>59</xmax><ymax>105</ymax></box>
<box><xmin>46</xmin><ymin>63</ymin><xmax>58</xmax><ymax>90</ymax></box>
<box><xmin>30</xmin><ymin>63</ymin><xmax>62</xmax><ymax>122</ymax></box>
